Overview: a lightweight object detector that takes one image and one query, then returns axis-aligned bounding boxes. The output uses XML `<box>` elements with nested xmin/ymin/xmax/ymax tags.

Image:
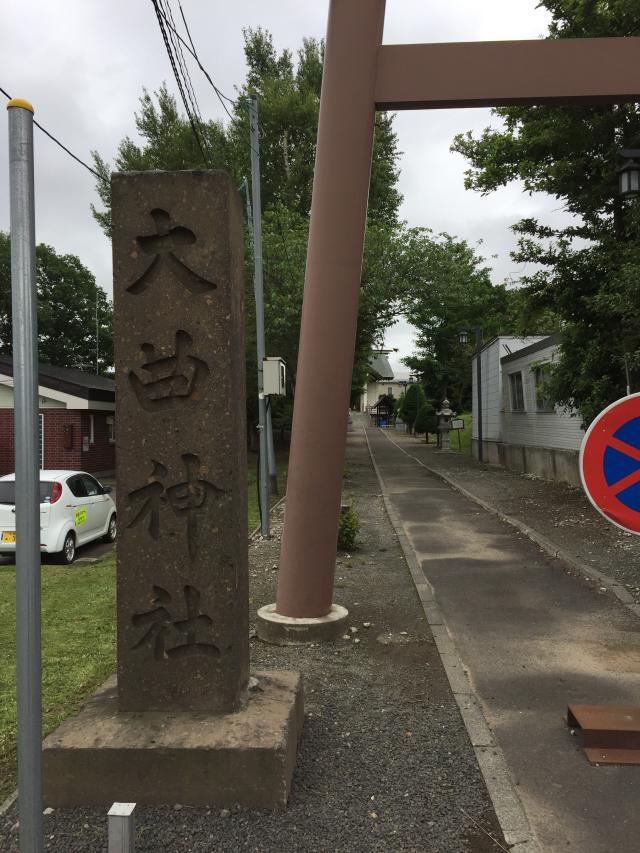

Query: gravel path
<box><xmin>0</xmin><ymin>432</ymin><xmax>503</xmax><ymax>853</ymax></box>
<box><xmin>395</xmin><ymin>434</ymin><xmax>640</xmax><ymax>602</ymax></box>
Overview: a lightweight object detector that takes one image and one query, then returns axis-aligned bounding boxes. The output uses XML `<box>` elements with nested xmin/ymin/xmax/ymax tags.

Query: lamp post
<box><xmin>459</xmin><ymin>326</ymin><xmax>484</xmax><ymax>463</ymax></box>
<box><xmin>617</xmin><ymin>150</ymin><xmax>640</xmax><ymax>395</ymax></box>
<box><xmin>618</xmin><ymin>149</ymin><xmax>640</xmax><ymax>199</ymax></box>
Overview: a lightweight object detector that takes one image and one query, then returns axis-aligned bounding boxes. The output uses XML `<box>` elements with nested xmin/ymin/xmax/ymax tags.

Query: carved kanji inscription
<box><xmin>129</xmin><ymin>208</ymin><xmax>217</xmax><ymax>295</ymax></box>
<box><xmin>128</xmin><ymin>330</ymin><xmax>210</xmax><ymax>411</ymax></box>
<box><xmin>113</xmin><ymin>170</ymin><xmax>247</xmax><ymax>713</ymax></box>
<box><xmin>131</xmin><ymin>585</ymin><xmax>224</xmax><ymax>660</ymax></box>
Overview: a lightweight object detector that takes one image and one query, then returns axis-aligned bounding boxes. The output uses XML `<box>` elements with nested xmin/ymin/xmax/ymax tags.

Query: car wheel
<box><xmin>59</xmin><ymin>532</ymin><xmax>76</xmax><ymax>565</ymax></box>
<box><xmin>104</xmin><ymin>513</ymin><xmax>117</xmax><ymax>543</ymax></box>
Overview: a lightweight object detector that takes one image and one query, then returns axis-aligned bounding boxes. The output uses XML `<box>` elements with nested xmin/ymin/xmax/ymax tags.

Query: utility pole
<box><xmin>242</xmin><ymin>179</ymin><xmax>278</xmax><ymax>496</ymax></box>
<box><xmin>248</xmin><ymin>96</ymin><xmax>270</xmax><ymax>536</ymax></box>
<box><xmin>475</xmin><ymin>326</ymin><xmax>484</xmax><ymax>463</ymax></box>
<box><xmin>8</xmin><ymin>96</ymin><xmax>44</xmax><ymax>853</ymax></box>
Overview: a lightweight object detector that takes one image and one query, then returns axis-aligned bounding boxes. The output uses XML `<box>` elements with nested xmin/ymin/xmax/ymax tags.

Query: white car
<box><xmin>0</xmin><ymin>470</ymin><xmax>117</xmax><ymax>564</ymax></box>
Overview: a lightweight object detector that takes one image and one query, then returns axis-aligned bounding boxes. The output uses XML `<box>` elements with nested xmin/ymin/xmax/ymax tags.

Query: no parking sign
<box><xmin>580</xmin><ymin>393</ymin><xmax>640</xmax><ymax>534</ymax></box>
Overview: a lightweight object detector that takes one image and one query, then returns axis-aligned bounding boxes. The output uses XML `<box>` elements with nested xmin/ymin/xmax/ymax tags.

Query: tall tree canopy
<box><xmin>401</xmin><ymin>230</ymin><xmax>521</xmax><ymax>409</ymax></box>
<box><xmin>0</xmin><ymin>232</ymin><xmax>113</xmax><ymax>373</ymax></box>
<box><xmin>451</xmin><ymin>0</ymin><xmax>640</xmax><ymax>424</ymax></box>
<box><xmin>91</xmin><ymin>28</ymin><xmax>404</xmax><ymax>416</ymax></box>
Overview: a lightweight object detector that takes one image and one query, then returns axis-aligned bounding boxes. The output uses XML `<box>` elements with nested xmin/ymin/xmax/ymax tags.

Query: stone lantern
<box><xmin>436</xmin><ymin>398</ymin><xmax>456</xmax><ymax>450</ymax></box>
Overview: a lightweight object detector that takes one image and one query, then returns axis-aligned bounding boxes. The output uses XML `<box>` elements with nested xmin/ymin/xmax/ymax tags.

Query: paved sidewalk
<box><xmin>367</xmin><ymin>427</ymin><xmax>640</xmax><ymax>853</ymax></box>
<box><xmin>391</xmin><ymin>431</ymin><xmax>640</xmax><ymax>605</ymax></box>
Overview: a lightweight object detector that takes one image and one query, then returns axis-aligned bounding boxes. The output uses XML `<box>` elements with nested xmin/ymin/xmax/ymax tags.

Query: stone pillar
<box><xmin>112</xmin><ymin>171</ymin><xmax>248</xmax><ymax>713</ymax></box>
<box><xmin>42</xmin><ymin>171</ymin><xmax>303</xmax><ymax>809</ymax></box>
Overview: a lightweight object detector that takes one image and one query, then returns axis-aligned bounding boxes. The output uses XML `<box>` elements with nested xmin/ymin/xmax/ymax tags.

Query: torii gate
<box><xmin>260</xmin><ymin>0</ymin><xmax>640</xmax><ymax>635</ymax></box>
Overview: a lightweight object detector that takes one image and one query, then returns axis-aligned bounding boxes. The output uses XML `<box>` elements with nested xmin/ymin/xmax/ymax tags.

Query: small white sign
<box><xmin>451</xmin><ymin>419</ymin><xmax>465</xmax><ymax>430</ymax></box>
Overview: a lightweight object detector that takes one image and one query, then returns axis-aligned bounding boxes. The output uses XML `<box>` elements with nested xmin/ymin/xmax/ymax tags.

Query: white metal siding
<box><xmin>501</xmin><ymin>342</ymin><xmax>584</xmax><ymax>451</ymax></box>
<box><xmin>472</xmin><ymin>337</ymin><xmax>545</xmax><ymax>440</ymax></box>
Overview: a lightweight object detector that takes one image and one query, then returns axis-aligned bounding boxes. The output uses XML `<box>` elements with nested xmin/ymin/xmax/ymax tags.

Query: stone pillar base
<box><xmin>257</xmin><ymin>603</ymin><xmax>348</xmax><ymax>645</ymax></box>
<box><xmin>43</xmin><ymin>671</ymin><xmax>303</xmax><ymax>809</ymax></box>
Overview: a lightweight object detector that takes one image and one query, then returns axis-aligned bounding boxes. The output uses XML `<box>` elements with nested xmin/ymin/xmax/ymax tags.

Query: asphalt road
<box><xmin>367</xmin><ymin>426</ymin><xmax>640</xmax><ymax>853</ymax></box>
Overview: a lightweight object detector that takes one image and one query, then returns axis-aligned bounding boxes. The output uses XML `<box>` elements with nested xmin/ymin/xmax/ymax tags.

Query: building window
<box><xmin>509</xmin><ymin>372</ymin><xmax>525</xmax><ymax>411</ymax></box>
<box><xmin>107</xmin><ymin>416</ymin><xmax>115</xmax><ymax>444</ymax></box>
<box><xmin>534</xmin><ymin>365</ymin><xmax>554</xmax><ymax>412</ymax></box>
<box><xmin>388</xmin><ymin>386</ymin><xmax>393</xmax><ymax>396</ymax></box>
<box><xmin>89</xmin><ymin>414</ymin><xmax>95</xmax><ymax>444</ymax></box>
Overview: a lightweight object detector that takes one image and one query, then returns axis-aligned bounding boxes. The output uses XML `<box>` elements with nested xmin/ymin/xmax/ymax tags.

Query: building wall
<box><xmin>360</xmin><ymin>380</ymin><xmax>406</xmax><ymax>411</ymax></box>
<box><xmin>469</xmin><ymin>337</ymin><xmax>585</xmax><ymax>487</ymax></box>
<box><xmin>0</xmin><ymin>410</ymin><xmax>14</xmax><ymax>475</ymax></box>
<box><xmin>80</xmin><ymin>411</ymin><xmax>116</xmax><ymax>474</ymax></box>
<box><xmin>0</xmin><ymin>383</ymin><xmax>66</xmax><ymax>409</ymax></box>
<box><xmin>42</xmin><ymin>410</ymin><xmax>83</xmax><ymax>470</ymax></box>
<box><xmin>0</xmin><ymin>409</ymin><xmax>115</xmax><ymax>475</ymax></box>
<box><xmin>501</xmin><ymin>342</ymin><xmax>584</xmax><ymax>452</ymax></box>
<box><xmin>472</xmin><ymin>337</ymin><xmax>545</xmax><ymax>441</ymax></box>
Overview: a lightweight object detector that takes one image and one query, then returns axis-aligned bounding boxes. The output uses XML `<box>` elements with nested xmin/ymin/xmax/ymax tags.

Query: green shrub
<box><xmin>337</xmin><ymin>502</ymin><xmax>360</xmax><ymax>551</ymax></box>
<box><xmin>414</xmin><ymin>401</ymin><xmax>437</xmax><ymax>437</ymax></box>
<box><xmin>398</xmin><ymin>383</ymin><xmax>427</xmax><ymax>432</ymax></box>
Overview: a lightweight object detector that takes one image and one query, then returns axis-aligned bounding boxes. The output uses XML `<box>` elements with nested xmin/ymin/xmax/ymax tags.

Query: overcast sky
<box><xmin>1</xmin><ymin>0</ymin><xmax>570</xmax><ymax>377</ymax></box>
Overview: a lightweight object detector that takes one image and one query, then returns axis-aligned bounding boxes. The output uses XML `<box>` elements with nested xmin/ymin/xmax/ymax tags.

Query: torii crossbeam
<box><xmin>259</xmin><ymin>0</ymin><xmax>640</xmax><ymax>632</ymax></box>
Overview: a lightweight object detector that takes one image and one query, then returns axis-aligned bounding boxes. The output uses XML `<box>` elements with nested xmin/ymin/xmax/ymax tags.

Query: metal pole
<box><xmin>266</xmin><ymin>402</ymin><xmax>278</xmax><ymax>495</ymax></box>
<box><xmin>475</xmin><ymin>326</ymin><xmax>483</xmax><ymax>463</ymax></box>
<box><xmin>242</xmin><ymin>176</ymin><xmax>278</xmax><ymax>497</ymax></box>
<box><xmin>108</xmin><ymin>803</ymin><xmax>136</xmax><ymax>853</ymax></box>
<box><xmin>8</xmin><ymin>97</ymin><xmax>43</xmax><ymax>853</ymax></box>
<box><xmin>624</xmin><ymin>353</ymin><xmax>631</xmax><ymax>396</ymax></box>
<box><xmin>248</xmin><ymin>98</ymin><xmax>270</xmax><ymax>537</ymax></box>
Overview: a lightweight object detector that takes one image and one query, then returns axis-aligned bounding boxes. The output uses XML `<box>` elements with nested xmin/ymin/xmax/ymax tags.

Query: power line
<box><xmin>156</xmin><ymin>0</ymin><xmax>236</xmax><ymax>122</ymax></box>
<box><xmin>160</xmin><ymin>0</ymin><xmax>211</xmax><ymax>159</ymax></box>
<box><xmin>0</xmin><ymin>85</ymin><xmax>107</xmax><ymax>184</ymax></box>
<box><xmin>150</xmin><ymin>0</ymin><xmax>211</xmax><ymax>166</ymax></box>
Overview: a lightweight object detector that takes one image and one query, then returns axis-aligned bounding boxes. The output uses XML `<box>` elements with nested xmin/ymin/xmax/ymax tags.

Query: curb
<box><xmin>382</xmin><ymin>431</ymin><xmax>640</xmax><ymax>621</ymax></box>
<box><xmin>0</xmin><ymin>790</ymin><xmax>17</xmax><ymax>817</ymax></box>
<box><xmin>364</xmin><ymin>428</ymin><xmax>541</xmax><ymax>853</ymax></box>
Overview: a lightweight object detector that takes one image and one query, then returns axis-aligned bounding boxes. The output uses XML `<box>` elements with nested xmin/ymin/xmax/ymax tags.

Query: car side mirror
<box><xmin>102</xmin><ymin>486</ymin><xmax>113</xmax><ymax>495</ymax></box>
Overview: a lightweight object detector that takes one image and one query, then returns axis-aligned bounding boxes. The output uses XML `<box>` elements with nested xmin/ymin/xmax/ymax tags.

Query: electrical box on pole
<box><xmin>263</xmin><ymin>357</ymin><xmax>286</xmax><ymax>396</ymax></box>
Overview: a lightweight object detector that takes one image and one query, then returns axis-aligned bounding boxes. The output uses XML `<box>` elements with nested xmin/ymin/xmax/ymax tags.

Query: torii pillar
<box><xmin>257</xmin><ymin>0</ymin><xmax>640</xmax><ymax>643</ymax></box>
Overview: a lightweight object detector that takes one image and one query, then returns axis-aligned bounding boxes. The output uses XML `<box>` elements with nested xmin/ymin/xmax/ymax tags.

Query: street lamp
<box><xmin>459</xmin><ymin>325</ymin><xmax>484</xmax><ymax>463</ymax></box>
<box><xmin>618</xmin><ymin>149</ymin><xmax>640</xmax><ymax>199</ymax></box>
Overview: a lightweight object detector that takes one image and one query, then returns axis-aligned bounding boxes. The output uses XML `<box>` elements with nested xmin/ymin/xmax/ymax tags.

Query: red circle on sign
<box><xmin>580</xmin><ymin>392</ymin><xmax>640</xmax><ymax>535</ymax></box>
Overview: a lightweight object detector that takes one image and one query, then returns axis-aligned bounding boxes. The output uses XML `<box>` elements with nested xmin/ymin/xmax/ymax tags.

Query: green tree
<box><xmin>414</xmin><ymin>400</ymin><xmax>437</xmax><ymax>442</ymax></box>
<box><xmin>400</xmin><ymin>230</ymin><xmax>521</xmax><ymax>409</ymax></box>
<box><xmin>451</xmin><ymin>0</ymin><xmax>640</xmax><ymax>424</ymax></box>
<box><xmin>91</xmin><ymin>28</ymin><xmax>405</xmax><ymax>423</ymax></box>
<box><xmin>399</xmin><ymin>382</ymin><xmax>426</xmax><ymax>433</ymax></box>
<box><xmin>0</xmin><ymin>232</ymin><xmax>113</xmax><ymax>372</ymax></box>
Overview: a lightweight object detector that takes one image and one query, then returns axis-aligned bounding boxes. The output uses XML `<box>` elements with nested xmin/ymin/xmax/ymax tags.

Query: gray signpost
<box><xmin>8</xmin><ymin>96</ymin><xmax>43</xmax><ymax>853</ymax></box>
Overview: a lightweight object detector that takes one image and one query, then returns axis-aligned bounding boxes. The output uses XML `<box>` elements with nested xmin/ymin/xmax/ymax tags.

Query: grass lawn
<box><xmin>450</xmin><ymin>412</ymin><xmax>472</xmax><ymax>455</ymax></box>
<box><xmin>0</xmin><ymin>553</ymin><xmax>116</xmax><ymax>802</ymax></box>
<box><xmin>247</xmin><ymin>447</ymin><xmax>289</xmax><ymax>532</ymax></box>
<box><xmin>0</xmin><ymin>449</ymin><xmax>290</xmax><ymax>802</ymax></box>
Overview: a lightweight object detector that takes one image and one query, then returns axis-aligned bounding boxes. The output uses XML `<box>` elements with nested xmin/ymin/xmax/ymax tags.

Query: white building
<box><xmin>471</xmin><ymin>334</ymin><xmax>585</xmax><ymax>486</ymax></box>
<box><xmin>357</xmin><ymin>352</ymin><xmax>406</xmax><ymax>412</ymax></box>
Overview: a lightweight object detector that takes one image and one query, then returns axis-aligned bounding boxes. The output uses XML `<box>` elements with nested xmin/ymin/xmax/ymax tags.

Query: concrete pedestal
<box><xmin>43</xmin><ymin>671</ymin><xmax>303</xmax><ymax>809</ymax></box>
<box><xmin>257</xmin><ymin>603</ymin><xmax>348</xmax><ymax>645</ymax></box>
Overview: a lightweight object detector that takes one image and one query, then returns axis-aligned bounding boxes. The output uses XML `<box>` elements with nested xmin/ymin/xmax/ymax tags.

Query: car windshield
<box><xmin>0</xmin><ymin>481</ymin><xmax>55</xmax><ymax>505</ymax></box>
